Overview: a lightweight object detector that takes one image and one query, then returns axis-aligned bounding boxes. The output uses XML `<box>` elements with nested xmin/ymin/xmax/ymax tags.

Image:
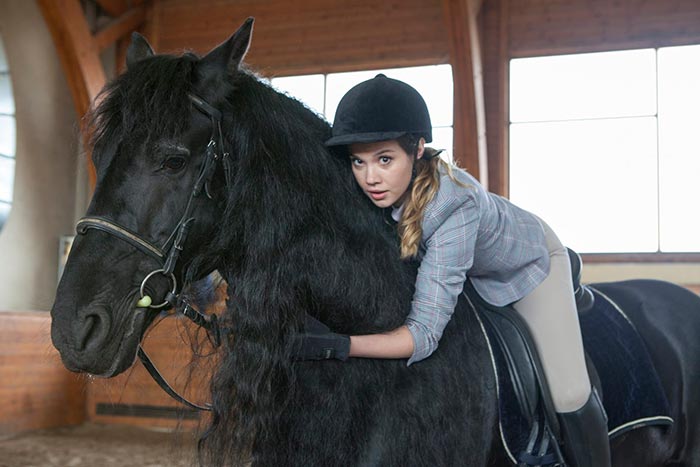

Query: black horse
<box><xmin>51</xmin><ymin>19</ymin><xmax>700</xmax><ymax>466</ymax></box>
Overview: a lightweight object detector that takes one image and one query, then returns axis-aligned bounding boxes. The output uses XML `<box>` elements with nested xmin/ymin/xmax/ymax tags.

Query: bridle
<box><xmin>75</xmin><ymin>93</ymin><xmax>231</xmax><ymax>411</ymax></box>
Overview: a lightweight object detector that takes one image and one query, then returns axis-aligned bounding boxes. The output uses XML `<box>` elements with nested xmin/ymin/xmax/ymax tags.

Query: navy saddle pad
<box><xmin>473</xmin><ymin>286</ymin><xmax>673</xmax><ymax>465</ymax></box>
<box><xmin>581</xmin><ymin>287</ymin><xmax>672</xmax><ymax>436</ymax></box>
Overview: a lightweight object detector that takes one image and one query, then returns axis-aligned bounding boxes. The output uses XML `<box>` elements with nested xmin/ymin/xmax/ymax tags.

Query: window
<box><xmin>509</xmin><ymin>46</ymin><xmax>700</xmax><ymax>254</ymax></box>
<box><xmin>0</xmin><ymin>36</ymin><xmax>15</xmax><ymax>231</ymax></box>
<box><xmin>270</xmin><ymin>65</ymin><xmax>454</xmax><ymax>162</ymax></box>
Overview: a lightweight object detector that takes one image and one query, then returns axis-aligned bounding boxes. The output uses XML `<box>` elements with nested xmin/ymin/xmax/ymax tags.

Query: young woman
<box><xmin>298</xmin><ymin>74</ymin><xmax>610</xmax><ymax>467</ymax></box>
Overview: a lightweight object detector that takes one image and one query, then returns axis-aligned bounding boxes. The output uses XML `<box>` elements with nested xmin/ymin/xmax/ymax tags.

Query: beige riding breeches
<box><xmin>512</xmin><ymin>220</ymin><xmax>592</xmax><ymax>414</ymax></box>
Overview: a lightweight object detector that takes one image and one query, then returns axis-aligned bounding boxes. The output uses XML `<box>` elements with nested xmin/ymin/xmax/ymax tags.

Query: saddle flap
<box><xmin>480</xmin><ymin>309</ymin><xmax>539</xmax><ymax>422</ymax></box>
<box><xmin>465</xmin><ymin>280</ymin><xmax>565</xmax><ymax>465</ymax></box>
<box><xmin>466</xmin><ymin>279</ymin><xmax>560</xmax><ymax>435</ymax></box>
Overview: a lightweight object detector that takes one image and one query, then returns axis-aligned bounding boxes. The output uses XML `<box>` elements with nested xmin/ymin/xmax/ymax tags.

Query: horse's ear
<box><xmin>126</xmin><ymin>32</ymin><xmax>155</xmax><ymax>69</ymax></box>
<box><xmin>200</xmin><ymin>17</ymin><xmax>254</xmax><ymax>74</ymax></box>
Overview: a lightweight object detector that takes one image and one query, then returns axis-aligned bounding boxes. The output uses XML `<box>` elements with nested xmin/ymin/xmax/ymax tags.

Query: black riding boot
<box><xmin>558</xmin><ymin>388</ymin><xmax>611</xmax><ymax>467</ymax></box>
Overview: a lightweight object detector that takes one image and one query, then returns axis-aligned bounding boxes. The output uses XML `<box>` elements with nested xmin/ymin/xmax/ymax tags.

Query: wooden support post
<box><xmin>481</xmin><ymin>0</ymin><xmax>510</xmax><ymax>197</ymax></box>
<box><xmin>37</xmin><ymin>0</ymin><xmax>106</xmax><ymax>117</ymax></box>
<box><xmin>37</xmin><ymin>0</ymin><xmax>149</xmax><ymax>188</ymax></box>
<box><xmin>442</xmin><ymin>0</ymin><xmax>489</xmax><ymax>188</ymax></box>
<box><xmin>38</xmin><ymin>0</ymin><xmax>105</xmax><ymax>187</ymax></box>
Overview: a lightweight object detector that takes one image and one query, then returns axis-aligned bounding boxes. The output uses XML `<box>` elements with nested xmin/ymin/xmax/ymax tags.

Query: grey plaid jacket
<box><xmin>395</xmin><ymin>166</ymin><xmax>550</xmax><ymax>365</ymax></box>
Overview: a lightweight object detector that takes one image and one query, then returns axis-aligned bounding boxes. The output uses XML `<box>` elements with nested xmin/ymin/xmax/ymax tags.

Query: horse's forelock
<box><xmin>86</xmin><ymin>53</ymin><xmax>201</xmax><ymax>157</ymax></box>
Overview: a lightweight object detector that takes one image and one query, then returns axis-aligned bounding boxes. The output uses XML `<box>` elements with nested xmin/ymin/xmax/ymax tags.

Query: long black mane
<box><xmin>199</xmin><ymin>71</ymin><xmax>416</xmax><ymax>465</ymax></box>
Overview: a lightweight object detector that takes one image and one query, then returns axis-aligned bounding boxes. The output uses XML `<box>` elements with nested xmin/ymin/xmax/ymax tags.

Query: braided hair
<box><xmin>396</xmin><ymin>135</ymin><xmax>469</xmax><ymax>259</ymax></box>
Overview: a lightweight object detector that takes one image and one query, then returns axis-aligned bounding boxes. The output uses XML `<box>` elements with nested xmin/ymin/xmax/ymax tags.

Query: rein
<box><xmin>75</xmin><ymin>93</ymin><xmax>230</xmax><ymax>411</ymax></box>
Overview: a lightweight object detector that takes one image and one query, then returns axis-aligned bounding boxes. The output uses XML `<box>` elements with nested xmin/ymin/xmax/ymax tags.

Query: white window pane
<box><xmin>0</xmin><ymin>75</ymin><xmax>14</xmax><ymax>114</ymax></box>
<box><xmin>0</xmin><ymin>157</ymin><xmax>13</xmax><ymax>202</ymax></box>
<box><xmin>510</xmin><ymin>50</ymin><xmax>657</xmax><ymax>122</ymax></box>
<box><xmin>658</xmin><ymin>44</ymin><xmax>700</xmax><ymax>251</ymax></box>
<box><xmin>0</xmin><ymin>115</ymin><xmax>16</xmax><ymax>156</ymax></box>
<box><xmin>510</xmin><ymin>118</ymin><xmax>658</xmax><ymax>253</ymax></box>
<box><xmin>270</xmin><ymin>74</ymin><xmax>325</xmax><ymax>117</ymax></box>
<box><xmin>430</xmin><ymin>127</ymin><xmax>453</xmax><ymax>164</ymax></box>
<box><xmin>0</xmin><ymin>201</ymin><xmax>9</xmax><ymax>229</ymax></box>
<box><xmin>325</xmin><ymin>65</ymin><xmax>453</xmax><ymax>127</ymax></box>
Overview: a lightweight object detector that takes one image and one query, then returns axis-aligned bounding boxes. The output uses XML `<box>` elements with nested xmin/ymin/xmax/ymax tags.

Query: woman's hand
<box><xmin>292</xmin><ymin>314</ymin><xmax>350</xmax><ymax>361</ymax></box>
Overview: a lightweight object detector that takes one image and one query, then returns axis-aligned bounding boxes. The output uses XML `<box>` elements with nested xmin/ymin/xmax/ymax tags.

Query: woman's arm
<box><xmin>348</xmin><ymin>197</ymin><xmax>476</xmax><ymax>363</ymax></box>
<box><xmin>349</xmin><ymin>325</ymin><xmax>415</xmax><ymax>359</ymax></box>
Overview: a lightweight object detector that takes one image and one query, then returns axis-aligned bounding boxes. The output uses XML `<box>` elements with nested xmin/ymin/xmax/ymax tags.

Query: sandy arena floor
<box><xmin>0</xmin><ymin>423</ymin><xmax>198</xmax><ymax>467</ymax></box>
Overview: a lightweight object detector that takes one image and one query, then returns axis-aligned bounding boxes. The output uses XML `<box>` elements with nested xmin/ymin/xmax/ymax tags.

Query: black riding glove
<box><xmin>292</xmin><ymin>314</ymin><xmax>350</xmax><ymax>361</ymax></box>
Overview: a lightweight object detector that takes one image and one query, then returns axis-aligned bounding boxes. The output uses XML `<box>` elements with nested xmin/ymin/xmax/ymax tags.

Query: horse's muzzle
<box><xmin>51</xmin><ymin>298</ymin><xmax>149</xmax><ymax>377</ymax></box>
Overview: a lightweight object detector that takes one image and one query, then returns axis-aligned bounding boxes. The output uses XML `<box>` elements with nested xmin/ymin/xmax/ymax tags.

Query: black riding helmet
<box><xmin>325</xmin><ymin>74</ymin><xmax>432</xmax><ymax>147</ymax></box>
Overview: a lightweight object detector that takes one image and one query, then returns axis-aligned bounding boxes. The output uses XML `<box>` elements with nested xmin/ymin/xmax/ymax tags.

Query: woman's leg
<box><xmin>512</xmin><ymin>221</ymin><xmax>590</xmax><ymax>412</ymax></box>
<box><xmin>512</xmin><ymin>219</ymin><xmax>610</xmax><ymax>467</ymax></box>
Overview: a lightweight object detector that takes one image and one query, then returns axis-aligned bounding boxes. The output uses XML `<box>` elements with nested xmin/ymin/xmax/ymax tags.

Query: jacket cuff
<box><xmin>405</xmin><ymin>319</ymin><xmax>430</xmax><ymax>366</ymax></box>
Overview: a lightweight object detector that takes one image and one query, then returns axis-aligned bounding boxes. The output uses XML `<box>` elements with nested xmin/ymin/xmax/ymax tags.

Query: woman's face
<box><xmin>349</xmin><ymin>139</ymin><xmax>424</xmax><ymax>208</ymax></box>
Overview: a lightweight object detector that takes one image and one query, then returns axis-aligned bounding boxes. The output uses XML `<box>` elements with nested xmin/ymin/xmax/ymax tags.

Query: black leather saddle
<box><xmin>466</xmin><ymin>247</ymin><xmax>595</xmax><ymax>466</ymax></box>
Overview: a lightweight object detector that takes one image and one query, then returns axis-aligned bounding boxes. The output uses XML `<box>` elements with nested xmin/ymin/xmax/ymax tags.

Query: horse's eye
<box><xmin>161</xmin><ymin>156</ymin><xmax>186</xmax><ymax>172</ymax></box>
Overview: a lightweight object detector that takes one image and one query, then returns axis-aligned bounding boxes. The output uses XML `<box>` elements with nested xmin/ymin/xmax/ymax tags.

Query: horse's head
<box><xmin>51</xmin><ymin>19</ymin><xmax>255</xmax><ymax>377</ymax></box>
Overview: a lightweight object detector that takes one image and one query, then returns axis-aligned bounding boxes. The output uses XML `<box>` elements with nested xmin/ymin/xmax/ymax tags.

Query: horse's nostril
<box><xmin>75</xmin><ymin>308</ymin><xmax>111</xmax><ymax>352</ymax></box>
<box><xmin>77</xmin><ymin>315</ymin><xmax>96</xmax><ymax>351</ymax></box>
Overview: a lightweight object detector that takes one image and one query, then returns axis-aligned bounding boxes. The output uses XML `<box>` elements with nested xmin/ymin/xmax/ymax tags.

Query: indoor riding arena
<box><xmin>1</xmin><ymin>1</ymin><xmax>700</xmax><ymax>466</ymax></box>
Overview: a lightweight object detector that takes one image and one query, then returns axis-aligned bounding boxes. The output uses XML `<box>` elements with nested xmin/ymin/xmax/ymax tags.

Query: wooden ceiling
<box><xmin>154</xmin><ymin>0</ymin><xmax>451</xmax><ymax>76</ymax></box>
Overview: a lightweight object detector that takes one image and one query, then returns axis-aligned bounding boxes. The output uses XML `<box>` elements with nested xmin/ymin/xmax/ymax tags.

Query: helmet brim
<box><xmin>324</xmin><ymin>131</ymin><xmax>409</xmax><ymax>147</ymax></box>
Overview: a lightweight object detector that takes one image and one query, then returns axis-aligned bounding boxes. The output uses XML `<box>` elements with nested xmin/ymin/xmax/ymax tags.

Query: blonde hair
<box><xmin>398</xmin><ymin>146</ymin><xmax>469</xmax><ymax>259</ymax></box>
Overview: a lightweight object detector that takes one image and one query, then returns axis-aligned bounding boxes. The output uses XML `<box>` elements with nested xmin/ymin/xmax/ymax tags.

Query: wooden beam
<box><xmin>495</xmin><ymin>0</ymin><xmax>509</xmax><ymax>198</ymax></box>
<box><xmin>37</xmin><ymin>0</ymin><xmax>105</xmax><ymax>115</ymax></box>
<box><xmin>481</xmin><ymin>0</ymin><xmax>510</xmax><ymax>197</ymax></box>
<box><xmin>37</xmin><ymin>0</ymin><xmax>108</xmax><ymax>187</ymax></box>
<box><xmin>442</xmin><ymin>0</ymin><xmax>489</xmax><ymax>187</ymax></box>
<box><xmin>95</xmin><ymin>5</ymin><xmax>148</xmax><ymax>51</ymax></box>
<box><xmin>94</xmin><ymin>0</ymin><xmax>129</xmax><ymax>18</ymax></box>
